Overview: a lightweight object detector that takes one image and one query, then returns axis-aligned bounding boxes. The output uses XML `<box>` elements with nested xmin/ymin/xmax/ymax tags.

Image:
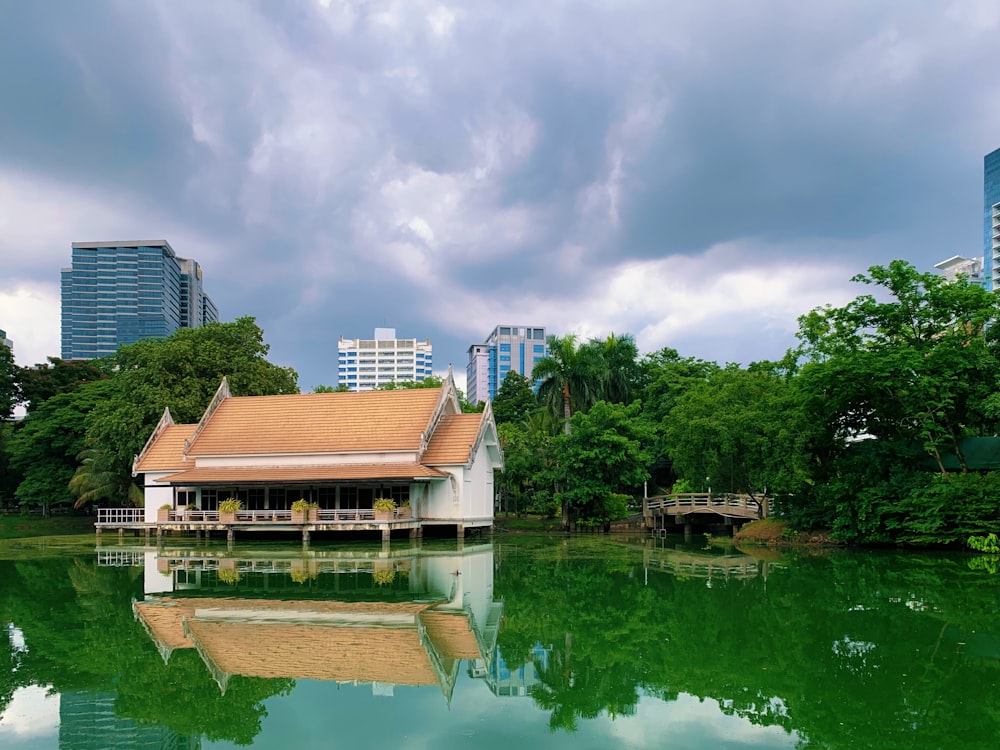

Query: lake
<box><xmin>1</xmin><ymin>533</ymin><xmax>998</xmax><ymax>749</ymax></box>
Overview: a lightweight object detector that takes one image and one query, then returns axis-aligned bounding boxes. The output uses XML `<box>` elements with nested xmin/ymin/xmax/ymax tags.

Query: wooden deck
<box><xmin>94</xmin><ymin>508</ymin><xmax>485</xmax><ymax>543</ymax></box>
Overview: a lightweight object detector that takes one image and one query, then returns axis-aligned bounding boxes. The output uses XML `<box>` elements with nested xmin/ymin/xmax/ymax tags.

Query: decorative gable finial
<box><xmin>184</xmin><ymin>377</ymin><xmax>232</xmax><ymax>454</ymax></box>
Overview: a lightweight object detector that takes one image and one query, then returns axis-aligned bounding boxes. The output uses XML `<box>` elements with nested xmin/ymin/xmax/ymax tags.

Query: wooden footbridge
<box><xmin>643</xmin><ymin>492</ymin><xmax>766</xmax><ymax>536</ymax></box>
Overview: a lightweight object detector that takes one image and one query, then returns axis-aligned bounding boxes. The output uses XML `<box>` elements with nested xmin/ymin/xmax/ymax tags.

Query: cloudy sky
<box><xmin>1</xmin><ymin>0</ymin><xmax>998</xmax><ymax>392</ymax></box>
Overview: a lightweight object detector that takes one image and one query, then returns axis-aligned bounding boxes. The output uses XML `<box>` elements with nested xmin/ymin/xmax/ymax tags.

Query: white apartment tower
<box><xmin>337</xmin><ymin>328</ymin><xmax>433</xmax><ymax>391</ymax></box>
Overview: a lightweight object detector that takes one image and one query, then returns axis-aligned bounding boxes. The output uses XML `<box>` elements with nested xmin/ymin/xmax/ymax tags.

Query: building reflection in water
<box><xmin>59</xmin><ymin>691</ymin><xmax>200</xmax><ymax>750</ymax></box>
<box><xmin>127</xmin><ymin>543</ymin><xmax>503</xmax><ymax>705</ymax></box>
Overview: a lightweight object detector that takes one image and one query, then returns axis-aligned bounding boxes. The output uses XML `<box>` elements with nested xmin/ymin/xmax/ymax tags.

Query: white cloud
<box><xmin>432</xmin><ymin>243</ymin><xmax>858</xmax><ymax>362</ymax></box>
<box><xmin>0</xmin><ymin>686</ymin><xmax>60</xmax><ymax>741</ymax></box>
<box><xmin>0</xmin><ymin>283</ymin><xmax>61</xmax><ymax>368</ymax></box>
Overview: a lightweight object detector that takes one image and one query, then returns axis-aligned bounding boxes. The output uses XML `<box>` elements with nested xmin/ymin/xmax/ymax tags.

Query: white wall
<box><xmin>142</xmin><ymin>474</ymin><xmax>174</xmax><ymax>522</ymax></box>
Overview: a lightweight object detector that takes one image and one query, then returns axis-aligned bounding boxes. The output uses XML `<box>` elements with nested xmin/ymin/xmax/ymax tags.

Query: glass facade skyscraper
<box><xmin>466</xmin><ymin>325</ymin><xmax>547</xmax><ymax>404</ymax></box>
<box><xmin>985</xmin><ymin>147</ymin><xmax>1000</xmax><ymax>291</ymax></box>
<box><xmin>60</xmin><ymin>241</ymin><xmax>218</xmax><ymax>360</ymax></box>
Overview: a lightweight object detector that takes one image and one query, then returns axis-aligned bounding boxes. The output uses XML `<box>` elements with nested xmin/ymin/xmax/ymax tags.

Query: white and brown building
<box><xmin>132</xmin><ymin>370</ymin><xmax>502</xmax><ymax>539</ymax></box>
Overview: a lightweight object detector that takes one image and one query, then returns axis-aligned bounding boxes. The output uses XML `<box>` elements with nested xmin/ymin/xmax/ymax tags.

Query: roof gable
<box><xmin>421</xmin><ymin>413</ymin><xmax>485</xmax><ymax>465</ymax></box>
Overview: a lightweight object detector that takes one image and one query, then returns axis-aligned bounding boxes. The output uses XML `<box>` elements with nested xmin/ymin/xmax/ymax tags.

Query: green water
<box><xmin>0</xmin><ymin>535</ymin><xmax>998</xmax><ymax>749</ymax></box>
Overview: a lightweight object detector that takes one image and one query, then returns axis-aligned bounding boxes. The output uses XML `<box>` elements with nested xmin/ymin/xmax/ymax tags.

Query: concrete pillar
<box><xmin>302</xmin><ymin>529</ymin><xmax>310</xmax><ymax>544</ymax></box>
<box><xmin>227</xmin><ymin>528</ymin><xmax>235</xmax><ymax>544</ymax></box>
<box><xmin>456</xmin><ymin>523</ymin><xmax>465</xmax><ymax>540</ymax></box>
<box><xmin>118</xmin><ymin>528</ymin><xmax>124</xmax><ymax>543</ymax></box>
<box><xmin>95</xmin><ymin>527</ymin><xmax>102</xmax><ymax>541</ymax></box>
<box><xmin>684</xmin><ymin>522</ymin><xmax>692</xmax><ymax>540</ymax></box>
<box><xmin>382</xmin><ymin>526</ymin><xmax>391</xmax><ymax>542</ymax></box>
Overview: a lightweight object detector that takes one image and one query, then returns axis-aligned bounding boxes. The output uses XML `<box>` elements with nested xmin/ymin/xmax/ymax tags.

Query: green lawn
<box><xmin>0</xmin><ymin>513</ymin><xmax>95</xmax><ymax>540</ymax></box>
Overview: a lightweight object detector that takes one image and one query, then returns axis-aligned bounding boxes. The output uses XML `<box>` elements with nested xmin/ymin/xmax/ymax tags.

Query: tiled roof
<box><xmin>187</xmin><ymin>388</ymin><xmax>443</xmax><ymax>456</ymax></box>
<box><xmin>134</xmin><ymin>425</ymin><xmax>197</xmax><ymax>472</ymax></box>
<box><xmin>421</xmin><ymin>413</ymin><xmax>484</xmax><ymax>465</ymax></box>
<box><xmin>154</xmin><ymin>462</ymin><xmax>448</xmax><ymax>485</ymax></box>
<box><xmin>133</xmin><ymin>597</ymin><xmax>457</xmax><ymax>685</ymax></box>
<box><xmin>187</xmin><ymin>620</ymin><xmax>439</xmax><ymax>685</ymax></box>
<box><xmin>420</xmin><ymin>611</ymin><xmax>482</xmax><ymax>659</ymax></box>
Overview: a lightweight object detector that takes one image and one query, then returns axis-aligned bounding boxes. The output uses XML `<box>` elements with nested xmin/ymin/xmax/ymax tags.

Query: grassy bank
<box><xmin>733</xmin><ymin>518</ymin><xmax>837</xmax><ymax>546</ymax></box>
<box><xmin>0</xmin><ymin>513</ymin><xmax>95</xmax><ymax>540</ymax></box>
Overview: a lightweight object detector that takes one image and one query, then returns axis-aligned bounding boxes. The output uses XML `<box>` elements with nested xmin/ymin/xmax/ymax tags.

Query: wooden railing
<box><xmin>96</xmin><ymin>508</ymin><xmax>146</xmax><ymax>525</ymax></box>
<box><xmin>99</xmin><ymin>508</ymin><xmax>414</xmax><ymax>525</ymax></box>
<box><xmin>644</xmin><ymin>493</ymin><xmax>761</xmax><ymax>518</ymax></box>
<box><xmin>315</xmin><ymin>509</ymin><xmax>377</xmax><ymax>522</ymax></box>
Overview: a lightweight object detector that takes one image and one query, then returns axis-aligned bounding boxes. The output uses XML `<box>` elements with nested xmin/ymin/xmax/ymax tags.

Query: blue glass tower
<box><xmin>61</xmin><ymin>241</ymin><xmax>218</xmax><ymax>360</ymax></box>
<box><xmin>985</xmin><ymin>148</ymin><xmax>1000</xmax><ymax>291</ymax></box>
<box><xmin>466</xmin><ymin>325</ymin><xmax>548</xmax><ymax>404</ymax></box>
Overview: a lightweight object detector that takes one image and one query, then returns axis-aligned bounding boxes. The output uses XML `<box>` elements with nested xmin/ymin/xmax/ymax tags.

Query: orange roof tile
<box><xmin>421</xmin><ymin>413</ymin><xmax>484</xmax><ymax>465</ymax></box>
<box><xmin>186</xmin><ymin>620</ymin><xmax>439</xmax><ymax>685</ymax></box>
<box><xmin>187</xmin><ymin>389</ymin><xmax>442</xmax><ymax>456</ymax></box>
<box><xmin>134</xmin><ymin>600</ymin><xmax>193</xmax><ymax>649</ymax></box>
<box><xmin>135</xmin><ymin>597</ymin><xmax>456</xmax><ymax>685</ymax></box>
<box><xmin>135</xmin><ymin>425</ymin><xmax>197</xmax><ymax>472</ymax></box>
<box><xmin>420</xmin><ymin>611</ymin><xmax>482</xmax><ymax>659</ymax></box>
<box><xmin>155</xmin><ymin>462</ymin><xmax>448</xmax><ymax>484</ymax></box>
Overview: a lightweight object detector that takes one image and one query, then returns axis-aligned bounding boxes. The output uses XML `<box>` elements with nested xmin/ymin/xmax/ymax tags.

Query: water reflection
<box><xmin>2</xmin><ymin>537</ymin><xmax>999</xmax><ymax>748</ymax></box>
<box><xmin>132</xmin><ymin>544</ymin><xmax>501</xmax><ymax>704</ymax></box>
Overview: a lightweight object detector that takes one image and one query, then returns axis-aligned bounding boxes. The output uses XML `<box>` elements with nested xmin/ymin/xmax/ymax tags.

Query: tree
<box><xmin>492</xmin><ymin>371</ymin><xmax>537</xmax><ymax>426</ymax></box>
<box><xmin>534</xmin><ymin>334</ymin><xmax>605</xmax><ymax>434</ymax></box>
<box><xmin>663</xmin><ymin>365</ymin><xmax>812</xmax><ymax>505</ymax></box>
<box><xmin>85</xmin><ymin>318</ymin><xmax>299</xmax><ymax>502</ymax></box>
<box><xmin>551</xmin><ymin>401</ymin><xmax>651</xmax><ymax>530</ymax></box>
<box><xmin>313</xmin><ymin>384</ymin><xmax>349</xmax><ymax>393</ymax></box>
<box><xmin>496</xmin><ymin>421</ymin><xmax>557</xmax><ymax>517</ymax></box>
<box><xmin>17</xmin><ymin>357</ymin><xmax>110</xmax><ymax>414</ymax></box>
<box><xmin>790</xmin><ymin>260</ymin><xmax>1000</xmax><ymax>538</ymax></box>
<box><xmin>0</xmin><ymin>344</ymin><xmax>17</xmax><ymax>420</ymax></box>
<box><xmin>7</xmin><ymin>380</ymin><xmax>113</xmax><ymax>514</ymax></box>
<box><xmin>587</xmin><ymin>332</ymin><xmax>640</xmax><ymax>405</ymax></box>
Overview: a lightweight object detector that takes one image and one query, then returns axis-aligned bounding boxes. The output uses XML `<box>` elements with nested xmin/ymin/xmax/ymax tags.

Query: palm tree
<box><xmin>534</xmin><ymin>334</ymin><xmax>605</xmax><ymax>435</ymax></box>
<box><xmin>592</xmin><ymin>332</ymin><xmax>640</xmax><ymax>405</ymax></box>
<box><xmin>69</xmin><ymin>447</ymin><xmax>143</xmax><ymax>509</ymax></box>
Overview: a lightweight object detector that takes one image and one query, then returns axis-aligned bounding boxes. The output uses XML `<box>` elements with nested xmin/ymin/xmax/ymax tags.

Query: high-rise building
<box><xmin>60</xmin><ymin>240</ymin><xmax>218</xmax><ymax>360</ymax></box>
<box><xmin>466</xmin><ymin>325</ymin><xmax>547</xmax><ymax>405</ymax></box>
<box><xmin>934</xmin><ymin>256</ymin><xmax>985</xmax><ymax>286</ymax></box>
<box><xmin>0</xmin><ymin>328</ymin><xmax>11</xmax><ymax>351</ymax></box>
<box><xmin>337</xmin><ymin>327</ymin><xmax>433</xmax><ymax>391</ymax></box>
<box><xmin>984</xmin><ymin>147</ymin><xmax>1000</xmax><ymax>290</ymax></box>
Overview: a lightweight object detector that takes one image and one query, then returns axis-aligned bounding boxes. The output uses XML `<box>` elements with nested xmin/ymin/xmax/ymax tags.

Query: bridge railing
<box><xmin>644</xmin><ymin>493</ymin><xmax>762</xmax><ymax>516</ymax></box>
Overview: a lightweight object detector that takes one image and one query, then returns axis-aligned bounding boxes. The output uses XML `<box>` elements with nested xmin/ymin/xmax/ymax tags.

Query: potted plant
<box><xmin>157</xmin><ymin>504</ymin><xmax>172</xmax><ymax>523</ymax></box>
<box><xmin>219</xmin><ymin>497</ymin><xmax>242</xmax><ymax>523</ymax></box>
<box><xmin>373</xmin><ymin>497</ymin><xmax>396</xmax><ymax>521</ymax></box>
<box><xmin>291</xmin><ymin>498</ymin><xmax>317</xmax><ymax>523</ymax></box>
<box><xmin>397</xmin><ymin>500</ymin><xmax>412</xmax><ymax>519</ymax></box>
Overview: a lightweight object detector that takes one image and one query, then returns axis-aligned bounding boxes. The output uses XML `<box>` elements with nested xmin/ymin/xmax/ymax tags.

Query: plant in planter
<box><xmin>219</xmin><ymin>497</ymin><xmax>242</xmax><ymax>523</ymax></box>
<box><xmin>397</xmin><ymin>500</ymin><xmax>412</xmax><ymax>519</ymax></box>
<box><xmin>291</xmin><ymin>498</ymin><xmax>318</xmax><ymax>523</ymax></box>
<box><xmin>373</xmin><ymin>497</ymin><xmax>396</xmax><ymax>520</ymax></box>
<box><xmin>372</xmin><ymin>569</ymin><xmax>395</xmax><ymax>586</ymax></box>
<box><xmin>157</xmin><ymin>504</ymin><xmax>172</xmax><ymax>523</ymax></box>
<box><xmin>218</xmin><ymin>568</ymin><xmax>241</xmax><ymax>585</ymax></box>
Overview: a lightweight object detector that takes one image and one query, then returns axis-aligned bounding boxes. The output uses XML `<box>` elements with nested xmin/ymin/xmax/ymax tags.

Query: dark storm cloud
<box><xmin>1</xmin><ymin>0</ymin><xmax>998</xmax><ymax>389</ymax></box>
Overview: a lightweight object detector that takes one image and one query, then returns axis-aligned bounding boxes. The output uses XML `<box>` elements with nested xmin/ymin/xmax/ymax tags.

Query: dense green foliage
<box><xmin>494</xmin><ymin>539</ymin><xmax>1000</xmax><ymax>742</ymax></box>
<box><xmin>496</xmin><ymin>261</ymin><xmax>1000</xmax><ymax>543</ymax></box>
<box><xmin>0</xmin><ymin>318</ymin><xmax>298</xmax><ymax>512</ymax></box>
<box><xmin>1</xmin><ymin>262</ymin><xmax>999</xmax><ymax>543</ymax></box>
<box><xmin>0</xmin><ymin>343</ymin><xmax>17</xmax><ymax>421</ymax></box>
